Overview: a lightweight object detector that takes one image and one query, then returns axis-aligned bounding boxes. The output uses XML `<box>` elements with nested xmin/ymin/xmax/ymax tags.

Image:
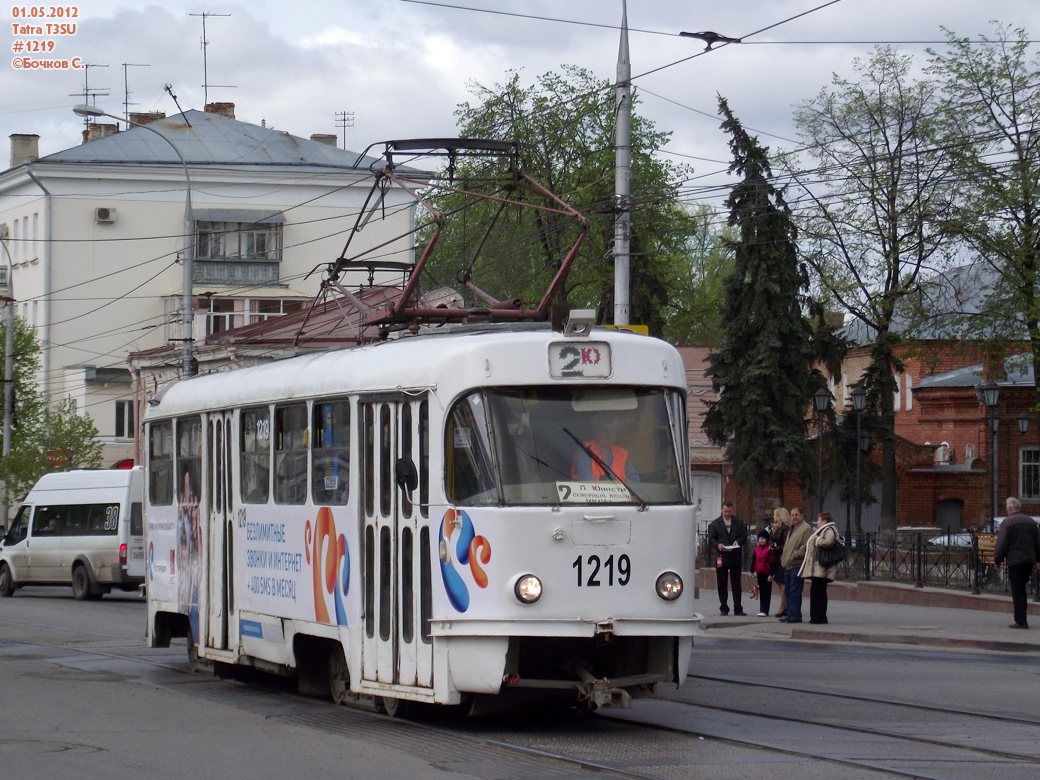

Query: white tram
<box><xmin>143</xmin><ymin>323</ymin><xmax>702</xmax><ymax>712</ymax></box>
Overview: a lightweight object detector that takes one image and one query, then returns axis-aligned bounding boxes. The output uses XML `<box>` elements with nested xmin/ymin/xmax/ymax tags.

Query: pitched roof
<box><xmin>915</xmin><ymin>352</ymin><xmax>1034</xmax><ymax>390</ymax></box>
<box><xmin>842</xmin><ymin>263</ymin><xmax>1012</xmax><ymax>345</ymax></box>
<box><xmin>41</xmin><ymin>110</ymin><xmax>384</xmax><ymax>173</ymax></box>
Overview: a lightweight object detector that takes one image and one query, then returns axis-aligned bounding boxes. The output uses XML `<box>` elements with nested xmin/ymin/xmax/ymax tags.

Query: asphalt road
<box><xmin>2</xmin><ymin>587</ymin><xmax>1039</xmax><ymax>780</ymax></box>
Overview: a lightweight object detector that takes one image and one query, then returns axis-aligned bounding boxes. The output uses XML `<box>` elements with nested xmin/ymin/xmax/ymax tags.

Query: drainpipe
<box><xmin>24</xmin><ymin>167</ymin><xmax>51</xmax><ymax>404</ymax></box>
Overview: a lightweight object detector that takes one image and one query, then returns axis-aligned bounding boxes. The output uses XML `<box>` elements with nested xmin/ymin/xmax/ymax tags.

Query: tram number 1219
<box><xmin>573</xmin><ymin>554</ymin><xmax>631</xmax><ymax>587</ymax></box>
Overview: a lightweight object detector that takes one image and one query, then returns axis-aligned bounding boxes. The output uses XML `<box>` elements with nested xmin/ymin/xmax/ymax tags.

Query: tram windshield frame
<box><xmin>445</xmin><ymin>386</ymin><xmax>689</xmax><ymax>507</ymax></box>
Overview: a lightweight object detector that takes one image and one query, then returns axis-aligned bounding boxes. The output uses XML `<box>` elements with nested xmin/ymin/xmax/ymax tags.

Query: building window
<box><xmin>195</xmin><ymin>221</ymin><xmax>281</xmax><ymax>261</ymax></box>
<box><xmin>250</xmin><ymin>298</ymin><xmax>305</xmax><ymax>324</ymax></box>
<box><xmin>115</xmin><ymin>400</ymin><xmax>134</xmax><ymax>439</ymax></box>
<box><xmin>206</xmin><ymin>298</ymin><xmax>239</xmax><ymax>335</ymax></box>
<box><xmin>194</xmin><ymin>219</ymin><xmax>283</xmax><ymax>286</ymax></box>
<box><xmin>200</xmin><ymin>297</ymin><xmax>306</xmax><ymax>336</ymax></box>
<box><xmin>1020</xmin><ymin>447</ymin><xmax>1040</xmax><ymax>500</ymax></box>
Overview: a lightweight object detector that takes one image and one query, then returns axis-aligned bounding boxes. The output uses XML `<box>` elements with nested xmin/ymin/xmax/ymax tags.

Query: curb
<box><xmin>695</xmin><ymin>569</ymin><xmax>1040</xmax><ymax>616</ymax></box>
<box><xmin>788</xmin><ymin>627</ymin><xmax>1040</xmax><ymax>654</ymax></box>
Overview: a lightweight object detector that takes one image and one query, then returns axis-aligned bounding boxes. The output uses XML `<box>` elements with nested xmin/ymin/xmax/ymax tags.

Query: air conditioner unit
<box><xmin>95</xmin><ymin>207</ymin><xmax>117</xmax><ymax>224</ymax></box>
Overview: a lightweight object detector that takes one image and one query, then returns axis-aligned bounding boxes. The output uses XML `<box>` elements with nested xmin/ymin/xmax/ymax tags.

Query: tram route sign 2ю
<box><xmin>548</xmin><ymin>341</ymin><xmax>612</xmax><ymax>379</ymax></box>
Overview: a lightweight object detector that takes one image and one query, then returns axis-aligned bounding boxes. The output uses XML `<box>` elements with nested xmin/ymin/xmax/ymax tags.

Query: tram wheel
<box><xmin>379</xmin><ymin>696</ymin><xmax>409</xmax><ymax>718</ymax></box>
<box><xmin>329</xmin><ymin>645</ymin><xmax>350</xmax><ymax>706</ymax></box>
<box><xmin>187</xmin><ymin>636</ymin><xmax>214</xmax><ymax>675</ymax></box>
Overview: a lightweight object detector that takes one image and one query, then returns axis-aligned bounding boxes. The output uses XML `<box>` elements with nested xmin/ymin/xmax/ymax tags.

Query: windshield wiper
<box><xmin>563</xmin><ymin>428</ymin><xmax>647</xmax><ymax>510</ymax></box>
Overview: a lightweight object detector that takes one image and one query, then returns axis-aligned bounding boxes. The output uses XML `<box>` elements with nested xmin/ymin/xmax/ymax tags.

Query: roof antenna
<box><xmin>163</xmin><ymin>83</ymin><xmax>191</xmax><ymax>127</ymax></box>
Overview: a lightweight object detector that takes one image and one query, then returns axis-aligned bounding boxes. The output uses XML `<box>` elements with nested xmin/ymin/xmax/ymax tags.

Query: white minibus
<box><xmin>0</xmin><ymin>468</ymin><xmax>145</xmax><ymax>599</ymax></box>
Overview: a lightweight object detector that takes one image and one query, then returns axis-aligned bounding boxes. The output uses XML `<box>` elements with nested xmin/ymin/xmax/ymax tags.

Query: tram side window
<box><xmin>149</xmin><ymin>421</ymin><xmax>174</xmax><ymax>505</ymax></box>
<box><xmin>445</xmin><ymin>392</ymin><xmax>498</xmax><ymax>505</ymax></box>
<box><xmin>312</xmin><ymin>400</ymin><xmax>349</xmax><ymax>506</ymax></box>
<box><xmin>241</xmin><ymin>408</ymin><xmax>271</xmax><ymax>504</ymax></box>
<box><xmin>178</xmin><ymin>417</ymin><xmax>203</xmax><ymax>512</ymax></box>
<box><xmin>275</xmin><ymin>404</ymin><xmax>308</xmax><ymax>505</ymax></box>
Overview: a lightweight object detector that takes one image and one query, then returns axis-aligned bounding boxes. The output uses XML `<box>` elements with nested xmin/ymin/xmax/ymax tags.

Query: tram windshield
<box><xmin>446</xmin><ymin>387</ymin><xmax>688</xmax><ymax>506</ymax></box>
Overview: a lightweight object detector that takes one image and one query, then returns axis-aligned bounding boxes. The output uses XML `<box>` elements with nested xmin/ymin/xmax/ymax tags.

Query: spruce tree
<box><xmin>704</xmin><ymin>98</ymin><xmax>821</xmax><ymax>514</ymax></box>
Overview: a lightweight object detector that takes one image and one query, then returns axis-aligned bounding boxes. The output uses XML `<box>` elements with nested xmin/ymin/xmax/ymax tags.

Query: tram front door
<box><xmin>205</xmin><ymin>411</ymin><xmax>237</xmax><ymax>653</ymax></box>
<box><xmin>360</xmin><ymin>395</ymin><xmax>432</xmax><ymax>689</ymax></box>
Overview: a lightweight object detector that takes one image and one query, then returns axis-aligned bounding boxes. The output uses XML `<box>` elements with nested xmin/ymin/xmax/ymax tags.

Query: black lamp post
<box><xmin>852</xmin><ymin>385</ymin><xmax>867</xmax><ymax>545</ymax></box>
<box><xmin>813</xmin><ymin>387</ymin><xmax>834</xmax><ymax>520</ymax></box>
<box><xmin>976</xmin><ymin>380</ymin><xmax>1001</xmax><ymax>526</ymax></box>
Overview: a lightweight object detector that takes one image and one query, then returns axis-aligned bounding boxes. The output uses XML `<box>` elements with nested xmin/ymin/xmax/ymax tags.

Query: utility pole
<box><xmin>1</xmin><ymin>227</ymin><xmax>13</xmax><ymax>527</ymax></box>
<box><xmin>613</xmin><ymin>0</ymin><xmax>631</xmax><ymax>327</ymax></box>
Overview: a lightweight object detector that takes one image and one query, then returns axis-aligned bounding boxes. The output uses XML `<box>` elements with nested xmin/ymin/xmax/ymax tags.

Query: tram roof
<box><xmin>145</xmin><ymin>326</ymin><xmax>688</xmax><ymax>419</ymax></box>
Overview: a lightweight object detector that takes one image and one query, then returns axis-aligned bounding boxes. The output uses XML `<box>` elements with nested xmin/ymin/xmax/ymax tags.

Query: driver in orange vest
<box><xmin>572</xmin><ymin>417</ymin><xmax>640</xmax><ymax>482</ymax></box>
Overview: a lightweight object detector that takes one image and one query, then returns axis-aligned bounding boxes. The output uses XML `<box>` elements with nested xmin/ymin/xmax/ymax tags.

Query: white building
<box><xmin>0</xmin><ymin>104</ymin><xmax>414</xmax><ymax>464</ymax></box>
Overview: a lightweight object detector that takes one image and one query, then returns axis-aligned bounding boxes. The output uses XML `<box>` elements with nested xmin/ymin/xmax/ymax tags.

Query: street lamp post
<box><xmin>851</xmin><ymin>384</ymin><xmax>867</xmax><ymax>546</ymax></box>
<box><xmin>977</xmin><ymin>380</ymin><xmax>1001</xmax><ymax>527</ymax></box>
<box><xmin>813</xmin><ymin>387</ymin><xmax>833</xmax><ymax>520</ymax></box>
<box><xmin>72</xmin><ymin>105</ymin><xmax>195</xmax><ymax>379</ymax></box>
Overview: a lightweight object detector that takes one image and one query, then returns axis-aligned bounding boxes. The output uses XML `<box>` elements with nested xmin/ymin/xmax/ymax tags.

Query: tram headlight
<box><xmin>514</xmin><ymin>574</ymin><xmax>543</xmax><ymax>604</ymax></box>
<box><xmin>655</xmin><ymin>572</ymin><xmax>683</xmax><ymax>601</ymax></box>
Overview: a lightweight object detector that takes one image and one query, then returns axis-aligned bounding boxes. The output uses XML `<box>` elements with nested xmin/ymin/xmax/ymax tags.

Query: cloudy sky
<box><xmin>4</xmin><ymin>0</ymin><xmax>1040</xmax><ymax>207</ymax></box>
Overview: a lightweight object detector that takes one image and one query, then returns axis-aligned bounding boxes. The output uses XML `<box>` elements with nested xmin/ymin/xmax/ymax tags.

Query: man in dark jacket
<box><xmin>994</xmin><ymin>497</ymin><xmax>1040</xmax><ymax>629</ymax></box>
<box><xmin>706</xmin><ymin>501</ymin><xmax>748</xmax><ymax>616</ymax></box>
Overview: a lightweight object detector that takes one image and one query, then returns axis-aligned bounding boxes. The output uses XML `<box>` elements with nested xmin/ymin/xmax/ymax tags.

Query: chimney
<box><xmin>129</xmin><ymin>111</ymin><xmax>166</xmax><ymax>126</ymax></box>
<box><xmin>81</xmin><ymin>123</ymin><xmax>119</xmax><ymax>144</ymax></box>
<box><xmin>310</xmin><ymin>134</ymin><xmax>337</xmax><ymax>147</ymax></box>
<box><xmin>204</xmin><ymin>102</ymin><xmax>235</xmax><ymax>120</ymax></box>
<box><xmin>10</xmin><ymin>133</ymin><xmax>40</xmax><ymax>168</ymax></box>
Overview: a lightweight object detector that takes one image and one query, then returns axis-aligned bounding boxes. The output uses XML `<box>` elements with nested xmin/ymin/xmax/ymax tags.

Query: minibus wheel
<box><xmin>71</xmin><ymin>565</ymin><xmax>92</xmax><ymax>601</ymax></box>
<box><xmin>0</xmin><ymin>563</ymin><xmax>14</xmax><ymax>597</ymax></box>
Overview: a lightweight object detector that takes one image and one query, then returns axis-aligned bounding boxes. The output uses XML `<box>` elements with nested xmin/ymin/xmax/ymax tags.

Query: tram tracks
<box><xmin>7</xmin><ymin>626</ymin><xmax>1040</xmax><ymax>780</ymax></box>
<box><xmin>588</xmin><ymin>672</ymin><xmax>1040</xmax><ymax>779</ymax></box>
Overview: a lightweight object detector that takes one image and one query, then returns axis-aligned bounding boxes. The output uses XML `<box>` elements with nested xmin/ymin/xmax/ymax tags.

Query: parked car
<box><xmin>927</xmin><ymin>532</ymin><xmax>974</xmax><ymax>547</ymax></box>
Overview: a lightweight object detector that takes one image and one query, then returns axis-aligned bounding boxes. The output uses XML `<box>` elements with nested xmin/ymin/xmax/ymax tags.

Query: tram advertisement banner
<box><xmin>148</xmin><ymin>503</ymin><xmax>359</xmax><ymax>631</ymax></box>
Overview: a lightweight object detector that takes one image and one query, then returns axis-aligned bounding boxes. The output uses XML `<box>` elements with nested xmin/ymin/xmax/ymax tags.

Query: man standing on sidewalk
<box><xmin>780</xmin><ymin>507</ymin><xmax>812</xmax><ymax>623</ymax></box>
<box><xmin>994</xmin><ymin>497</ymin><xmax>1040</xmax><ymax>629</ymax></box>
<box><xmin>707</xmin><ymin>501</ymin><xmax>748</xmax><ymax>616</ymax></box>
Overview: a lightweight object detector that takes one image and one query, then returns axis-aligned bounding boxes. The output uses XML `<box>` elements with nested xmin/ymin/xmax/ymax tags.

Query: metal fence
<box><xmin>696</xmin><ymin>528</ymin><xmax>1040</xmax><ymax>598</ymax></box>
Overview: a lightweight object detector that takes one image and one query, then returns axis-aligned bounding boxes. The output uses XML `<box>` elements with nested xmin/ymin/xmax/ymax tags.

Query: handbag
<box><xmin>817</xmin><ymin>540</ymin><xmax>847</xmax><ymax>566</ymax></box>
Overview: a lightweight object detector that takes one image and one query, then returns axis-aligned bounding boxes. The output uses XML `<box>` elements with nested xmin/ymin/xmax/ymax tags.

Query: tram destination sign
<box><xmin>548</xmin><ymin>341</ymin><xmax>612</xmax><ymax>379</ymax></box>
<box><xmin>556</xmin><ymin>481</ymin><xmax>631</xmax><ymax>503</ymax></box>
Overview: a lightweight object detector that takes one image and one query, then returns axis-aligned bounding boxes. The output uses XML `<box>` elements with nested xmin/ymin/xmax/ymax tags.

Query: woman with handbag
<box><xmin>798</xmin><ymin>511</ymin><xmax>842</xmax><ymax>624</ymax></box>
<box><xmin>770</xmin><ymin>508</ymin><xmax>791</xmax><ymax>618</ymax></box>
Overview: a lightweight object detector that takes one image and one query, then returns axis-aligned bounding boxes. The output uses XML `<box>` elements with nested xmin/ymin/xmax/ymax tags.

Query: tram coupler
<box><xmin>571</xmin><ymin>663</ymin><xmax>632</xmax><ymax>710</ymax></box>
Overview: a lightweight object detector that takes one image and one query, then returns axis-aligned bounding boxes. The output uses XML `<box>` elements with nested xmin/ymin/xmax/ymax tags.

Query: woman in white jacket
<box><xmin>798</xmin><ymin>511</ymin><xmax>840</xmax><ymax>624</ymax></box>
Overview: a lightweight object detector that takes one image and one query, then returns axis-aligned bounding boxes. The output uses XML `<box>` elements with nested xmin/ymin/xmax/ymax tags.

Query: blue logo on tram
<box><xmin>438</xmin><ymin>508</ymin><xmax>491</xmax><ymax>612</ymax></box>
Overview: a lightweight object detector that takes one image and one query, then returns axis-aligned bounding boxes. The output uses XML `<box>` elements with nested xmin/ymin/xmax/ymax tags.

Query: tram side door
<box><xmin>206</xmin><ymin>411</ymin><xmax>237</xmax><ymax>653</ymax></box>
<box><xmin>360</xmin><ymin>396</ymin><xmax>433</xmax><ymax>689</ymax></box>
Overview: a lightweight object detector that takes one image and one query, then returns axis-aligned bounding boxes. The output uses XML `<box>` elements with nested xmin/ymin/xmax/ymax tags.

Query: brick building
<box><xmin>679</xmin><ymin>333</ymin><xmax>1039</xmax><ymax>536</ymax></box>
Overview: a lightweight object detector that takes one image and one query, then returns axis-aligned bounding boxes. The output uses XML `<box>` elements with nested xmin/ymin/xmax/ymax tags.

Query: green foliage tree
<box><xmin>704</xmin><ymin>98</ymin><xmax>823</xmax><ymax>516</ymax></box>
<box><xmin>0</xmin><ymin>317</ymin><xmax>103</xmax><ymax>505</ymax></box>
<box><xmin>927</xmin><ymin>24</ymin><xmax>1040</xmax><ymax>429</ymax></box>
<box><xmin>788</xmin><ymin>47</ymin><xmax>959</xmax><ymax>540</ymax></box>
<box><xmin>424</xmin><ymin>67</ymin><xmax>698</xmax><ymax>337</ymax></box>
<box><xmin>663</xmin><ymin>205</ymin><xmax>735</xmax><ymax>346</ymax></box>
